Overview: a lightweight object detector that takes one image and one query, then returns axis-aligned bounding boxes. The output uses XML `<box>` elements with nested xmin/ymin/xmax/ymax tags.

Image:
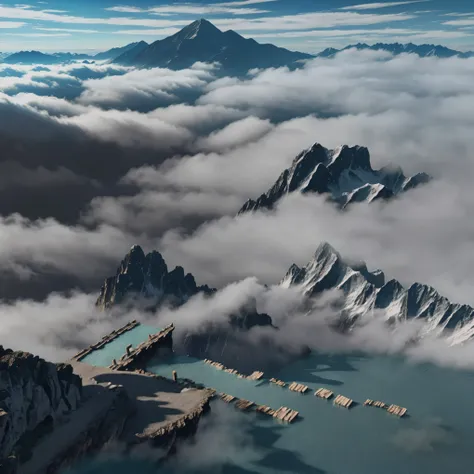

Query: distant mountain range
<box><xmin>2</xmin><ymin>22</ymin><xmax>473</xmax><ymax>69</ymax></box>
<box><xmin>2</xmin><ymin>50</ymin><xmax>102</xmax><ymax>65</ymax></box>
<box><xmin>239</xmin><ymin>142</ymin><xmax>430</xmax><ymax>214</ymax></box>
<box><xmin>0</xmin><ymin>19</ymin><xmax>311</xmax><ymax>72</ymax></box>
<box><xmin>316</xmin><ymin>42</ymin><xmax>474</xmax><ymax>59</ymax></box>
<box><xmin>0</xmin><ymin>44</ymin><xmax>150</xmax><ymax>66</ymax></box>
<box><xmin>282</xmin><ymin>242</ymin><xmax>474</xmax><ymax>343</ymax></box>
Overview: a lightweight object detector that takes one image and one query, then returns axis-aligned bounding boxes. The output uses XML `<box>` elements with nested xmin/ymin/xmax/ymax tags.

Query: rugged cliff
<box><xmin>96</xmin><ymin>245</ymin><xmax>214</xmax><ymax>310</ymax></box>
<box><xmin>239</xmin><ymin>142</ymin><xmax>430</xmax><ymax>214</ymax></box>
<box><xmin>0</xmin><ymin>347</ymin><xmax>82</xmax><ymax>466</ymax></box>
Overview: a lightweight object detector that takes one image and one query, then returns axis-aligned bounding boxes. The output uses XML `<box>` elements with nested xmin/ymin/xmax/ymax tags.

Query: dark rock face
<box><xmin>96</xmin><ymin>245</ymin><xmax>214</xmax><ymax>310</ymax></box>
<box><xmin>93</xmin><ymin>41</ymin><xmax>148</xmax><ymax>61</ymax></box>
<box><xmin>0</xmin><ymin>347</ymin><xmax>82</xmax><ymax>463</ymax></box>
<box><xmin>113</xmin><ymin>19</ymin><xmax>313</xmax><ymax>74</ymax></box>
<box><xmin>43</xmin><ymin>390</ymin><xmax>132</xmax><ymax>474</ymax></box>
<box><xmin>0</xmin><ymin>455</ymin><xmax>18</xmax><ymax>474</ymax></box>
<box><xmin>281</xmin><ymin>242</ymin><xmax>474</xmax><ymax>342</ymax></box>
<box><xmin>239</xmin><ymin>143</ymin><xmax>431</xmax><ymax>214</ymax></box>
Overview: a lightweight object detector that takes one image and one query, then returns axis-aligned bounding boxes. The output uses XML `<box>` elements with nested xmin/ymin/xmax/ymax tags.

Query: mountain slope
<box><xmin>317</xmin><ymin>42</ymin><xmax>474</xmax><ymax>58</ymax></box>
<box><xmin>239</xmin><ymin>143</ymin><xmax>430</xmax><ymax>214</ymax></box>
<box><xmin>2</xmin><ymin>51</ymin><xmax>63</xmax><ymax>65</ymax></box>
<box><xmin>281</xmin><ymin>243</ymin><xmax>474</xmax><ymax>343</ymax></box>
<box><xmin>113</xmin><ymin>19</ymin><xmax>313</xmax><ymax>73</ymax></box>
<box><xmin>94</xmin><ymin>41</ymin><xmax>148</xmax><ymax>61</ymax></box>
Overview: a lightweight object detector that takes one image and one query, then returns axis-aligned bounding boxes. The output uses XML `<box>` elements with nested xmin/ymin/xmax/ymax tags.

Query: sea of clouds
<box><xmin>2</xmin><ymin>50</ymin><xmax>474</xmax><ymax>370</ymax></box>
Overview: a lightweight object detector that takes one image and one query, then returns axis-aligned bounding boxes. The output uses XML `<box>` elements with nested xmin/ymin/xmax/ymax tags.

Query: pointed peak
<box><xmin>126</xmin><ymin>245</ymin><xmax>145</xmax><ymax>259</ymax></box>
<box><xmin>180</xmin><ymin>18</ymin><xmax>222</xmax><ymax>38</ymax></box>
<box><xmin>293</xmin><ymin>142</ymin><xmax>327</xmax><ymax>165</ymax></box>
<box><xmin>121</xmin><ymin>244</ymin><xmax>146</xmax><ymax>269</ymax></box>
<box><xmin>313</xmin><ymin>242</ymin><xmax>341</xmax><ymax>261</ymax></box>
<box><xmin>308</xmin><ymin>142</ymin><xmax>326</xmax><ymax>152</ymax></box>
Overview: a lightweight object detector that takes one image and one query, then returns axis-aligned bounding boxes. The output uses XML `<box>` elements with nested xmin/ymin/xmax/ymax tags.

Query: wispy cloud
<box><xmin>212</xmin><ymin>11</ymin><xmax>416</xmax><ymax>31</ymax></box>
<box><xmin>271</xmin><ymin>28</ymin><xmax>474</xmax><ymax>42</ymax></box>
<box><xmin>443</xmin><ymin>13</ymin><xmax>474</xmax><ymax>17</ymax></box>
<box><xmin>5</xmin><ymin>32</ymin><xmax>71</xmax><ymax>37</ymax></box>
<box><xmin>0</xmin><ymin>4</ymin><xmax>415</xmax><ymax>31</ymax></box>
<box><xmin>443</xmin><ymin>18</ymin><xmax>474</xmax><ymax>27</ymax></box>
<box><xmin>250</xmin><ymin>27</ymin><xmax>421</xmax><ymax>38</ymax></box>
<box><xmin>0</xmin><ymin>5</ymin><xmax>191</xmax><ymax>27</ymax></box>
<box><xmin>0</xmin><ymin>21</ymin><xmax>25</xmax><ymax>28</ymax></box>
<box><xmin>216</xmin><ymin>0</ymin><xmax>278</xmax><ymax>5</ymax></box>
<box><xmin>106</xmin><ymin>4</ymin><xmax>272</xmax><ymax>16</ymax></box>
<box><xmin>34</xmin><ymin>27</ymin><xmax>101</xmax><ymax>33</ymax></box>
<box><xmin>340</xmin><ymin>0</ymin><xmax>429</xmax><ymax>11</ymax></box>
<box><xmin>103</xmin><ymin>6</ymin><xmax>143</xmax><ymax>13</ymax></box>
<box><xmin>114</xmin><ymin>28</ymin><xmax>180</xmax><ymax>36</ymax></box>
<box><xmin>107</xmin><ymin>0</ymin><xmax>278</xmax><ymax>13</ymax></box>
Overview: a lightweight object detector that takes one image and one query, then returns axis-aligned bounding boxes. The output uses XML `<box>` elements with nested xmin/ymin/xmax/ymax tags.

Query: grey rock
<box><xmin>239</xmin><ymin>143</ymin><xmax>430</xmax><ymax>214</ymax></box>
<box><xmin>0</xmin><ymin>348</ymin><xmax>82</xmax><ymax>462</ymax></box>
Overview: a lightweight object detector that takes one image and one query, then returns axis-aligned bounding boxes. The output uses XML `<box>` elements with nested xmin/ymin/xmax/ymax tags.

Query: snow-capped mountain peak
<box><xmin>281</xmin><ymin>243</ymin><xmax>474</xmax><ymax>343</ymax></box>
<box><xmin>174</xmin><ymin>18</ymin><xmax>221</xmax><ymax>41</ymax></box>
<box><xmin>239</xmin><ymin>142</ymin><xmax>431</xmax><ymax>214</ymax></box>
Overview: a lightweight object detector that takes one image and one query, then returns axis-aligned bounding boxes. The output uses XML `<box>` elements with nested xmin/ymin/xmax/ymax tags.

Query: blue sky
<box><xmin>1</xmin><ymin>0</ymin><xmax>474</xmax><ymax>53</ymax></box>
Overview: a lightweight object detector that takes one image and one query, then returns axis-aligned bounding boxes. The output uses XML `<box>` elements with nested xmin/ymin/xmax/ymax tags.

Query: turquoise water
<box><xmin>144</xmin><ymin>354</ymin><xmax>474</xmax><ymax>474</ymax></box>
<box><xmin>80</xmin><ymin>324</ymin><xmax>159</xmax><ymax>367</ymax></box>
<box><xmin>67</xmin><ymin>351</ymin><xmax>474</xmax><ymax>473</ymax></box>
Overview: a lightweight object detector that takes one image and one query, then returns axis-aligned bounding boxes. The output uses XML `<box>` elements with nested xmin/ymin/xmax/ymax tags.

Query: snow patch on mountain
<box><xmin>239</xmin><ymin>142</ymin><xmax>431</xmax><ymax>214</ymax></box>
<box><xmin>282</xmin><ymin>242</ymin><xmax>474</xmax><ymax>344</ymax></box>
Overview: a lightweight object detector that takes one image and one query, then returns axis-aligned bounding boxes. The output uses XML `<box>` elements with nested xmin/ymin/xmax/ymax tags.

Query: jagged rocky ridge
<box><xmin>239</xmin><ymin>143</ymin><xmax>431</xmax><ymax>213</ymax></box>
<box><xmin>0</xmin><ymin>348</ymin><xmax>82</xmax><ymax>466</ymax></box>
<box><xmin>281</xmin><ymin>242</ymin><xmax>474</xmax><ymax>343</ymax></box>
<box><xmin>96</xmin><ymin>244</ymin><xmax>214</xmax><ymax>310</ymax></box>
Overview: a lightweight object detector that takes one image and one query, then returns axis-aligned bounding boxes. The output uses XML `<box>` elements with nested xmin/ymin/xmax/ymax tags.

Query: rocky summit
<box><xmin>96</xmin><ymin>245</ymin><xmax>214</xmax><ymax>310</ymax></box>
<box><xmin>281</xmin><ymin>242</ymin><xmax>474</xmax><ymax>343</ymax></box>
<box><xmin>0</xmin><ymin>347</ymin><xmax>82</xmax><ymax>466</ymax></box>
<box><xmin>239</xmin><ymin>143</ymin><xmax>431</xmax><ymax>214</ymax></box>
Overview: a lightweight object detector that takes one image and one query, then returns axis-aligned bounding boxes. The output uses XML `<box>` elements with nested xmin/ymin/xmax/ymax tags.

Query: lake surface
<box><xmin>80</xmin><ymin>324</ymin><xmax>159</xmax><ymax>367</ymax></box>
<box><xmin>66</xmin><ymin>348</ymin><xmax>474</xmax><ymax>474</ymax></box>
